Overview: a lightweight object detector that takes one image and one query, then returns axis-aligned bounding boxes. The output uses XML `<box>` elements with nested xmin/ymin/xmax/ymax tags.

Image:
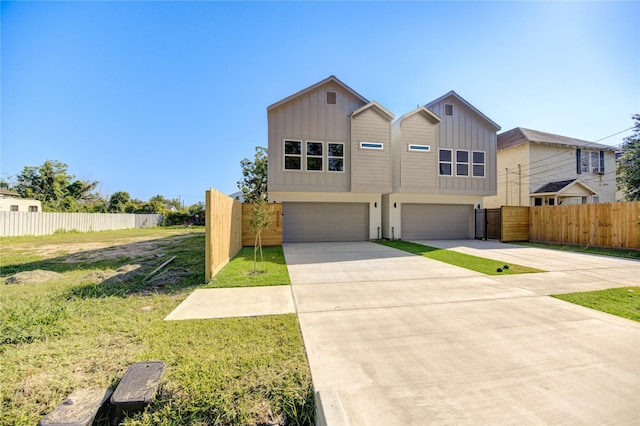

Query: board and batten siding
<box><xmin>393</xmin><ymin>112</ymin><xmax>439</xmax><ymax>193</ymax></box>
<box><xmin>428</xmin><ymin>97</ymin><xmax>497</xmax><ymax>195</ymax></box>
<box><xmin>268</xmin><ymin>82</ymin><xmax>366</xmax><ymax>193</ymax></box>
<box><xmin>351</xmin><ymin>107</ymin><xmax>392</xmax><ymax>193</ymax></box>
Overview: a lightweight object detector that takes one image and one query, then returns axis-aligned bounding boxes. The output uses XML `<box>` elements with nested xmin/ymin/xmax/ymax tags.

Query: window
<box><xmin>456</xmin><ymin>150</ymin><xmax>469</xmax><ymax>176</ymax></box>
<box><xmin>360</xmin><ymin>142</ymin><xmax>383</xmax><ymax>150</ymax></box>
<box><xmin>326</xmin><ymin>91</ymin><xmax>337</xmax><ymax>105</ymax></box>
<box><xmin>445</xmin><ymin>104</ymin><xmax>453</xmax><ymax>116</ymax></box>
<box><xmin>10</xmin><ymin>205</ymin><xmax>18</xmax><ymax>211</ymax></box>
<box><xmin>472</xmin><ymin>151</ymin><xmax>485</xmax><ymax>177</ymax></box>
<box><xmin>439</xmin><ymin>149</ymin><xmax>452</xmax><ymax>176</ymax></box>
<box><xmin>328</xmin><ymin>143</ymin><xmax>344</xmax><ymax>172</ymax></box>
<box><xmin>284</xmin><ymin>140</ymin><xmax>302</xmax><ymax>170</ymax></box>
<box><xmin>534</xmin><ymin>198</ymin><xmax>543</xmax><ymax>206</ymax></box>
<box><xmin>592</xmin><ymin>195</ymin><xmax>600</xmax><ymax>204</ymax></box>
<box><xmin>306</xmin><ymin>142</ymin><xmax>323</xmax><ymax>171</ymax></box>
<box><xmin>28</xmin><ymin>205</ymin><xmax>38</xmax><ymax>212</ymax></box>
<box><xmin>580</xmin><ymin>149</ymin><xmax>605</xmax><ymax>174</ymax></box>
<box><xmin>409</xmin><ymin>144</ymin><xmax>431</xmax><ymax>152</ymax></box>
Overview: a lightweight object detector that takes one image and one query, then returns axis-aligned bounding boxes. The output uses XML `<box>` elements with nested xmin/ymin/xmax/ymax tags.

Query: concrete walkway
<box><xmin>286</xmin><ymin>241</ymin><xmax>640</xmax><ymax>425</ymax></box>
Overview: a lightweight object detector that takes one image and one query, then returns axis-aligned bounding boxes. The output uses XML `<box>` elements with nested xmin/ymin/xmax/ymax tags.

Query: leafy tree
<box><xmin>13</xmin><ymin>160</ymin><xmax>99</xmax><ymax>211</ymax></box>
<box><xmin>237</xmin><ymin>146</ymin><xmax>268</xmax><ymax>202</ymax></box>
<box><xmin>134</xmin><ymin>201</ymin><xmax>166</xmax><ymax>214</ymax></box>
<box><xmin>617</xmin><ymin>114</ymin><xmax>640</xmax><ymax>201</ymax></box>
<box><xmin>150</xmin><ymin>194</ymin><xmax>182</xmax><ymax>211</ymax></box>
<box><xmin>108</xmin><ymin>191</ymin><xmax>131</xmax><ymax>213</ymax></box>
<box><xmin>248</xmin><ymin>199</ymin><xmax>272</xmax><ymax>273</ymax></box>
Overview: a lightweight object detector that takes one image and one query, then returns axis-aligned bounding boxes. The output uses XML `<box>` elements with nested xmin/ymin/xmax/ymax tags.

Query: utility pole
<box><xmin>518</xmin><ymin>164</ymin><xmax>522</xmax><ymax>206</ymax></box>
<box><xmin>505</xmin><ymin>167</ymin><xmax>508</xmax><ymax>206</ymax></box>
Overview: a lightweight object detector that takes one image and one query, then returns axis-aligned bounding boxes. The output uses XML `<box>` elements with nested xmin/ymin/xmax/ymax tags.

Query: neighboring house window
<box><xmin>592</xmin><ymin>195</ymin><xmax>600</xmax><ymax>204</ymax></box>
<box><xmin>326</xmin><ymin>91</ymin><xmax>337</xmax><ymax>105</ymax></box>
<box><xmin>328</xmin><ymin>143</ymin><xmax>344</xmax><ymax>172</ymax></box>
<box><xmin>284</xmin><ymin>140</ymin><xmax>302</xmax><ymax>170</ymax></box>
<box><xmin>580</xmin><ymin>150</ymin><xmax>605</xmax><ymax>174</ymax></box>
<box><xmin>445</xmin><ymin>104</ymin><xmax>453</xmax><ymax>116</ymax></box>
<box><xmin>306</xmin><ymin>142</ymin><xmax>323</xmax><ymax>171</ymax></box>
<box><xmin>548</xmin><ymin>198</ymin><xmax>555</xmax><ymax>206</ymax></box>
<box><xmin>360</xmin><ymin>142</ymin><xmax>383</xmax><ymax>150</ymax></box>
<box><xmin>408</xmin><ymin>144</ymin><xmax>430</xmax><ymax>152</ymax></box>
<box><xmin>456</xmin><ymin>150</ymin><xmax>469</xmax><ymax>176</ymax></box>
<box><xmin>10</xmin><ymin>205</ymin><xmax>18</xmax><ymax>211</ymax></box>
<box><xmin>28</xmin><ymin>206</ymin><xmax>38</xmax><ymax>212</ymax></box>
<box><xmin>472</xmin><ymin>151</ymin><xmax>485</xmax><ymax>177</ymax></box>
<box><xmin>534</xmin><ymin>198</ymin><xmax>542</xmax><ymax>206</ymax></box>
<box><xmin>439</xmin><ymin>149</ymin><xmax>452</xmax><ymax>176</ymax></box>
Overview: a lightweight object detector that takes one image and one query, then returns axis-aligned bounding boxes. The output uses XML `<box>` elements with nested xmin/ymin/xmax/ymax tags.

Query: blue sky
<box><xmin>2</xmin><ymin>1</ymin><xmax>639</xmax><ymax>206</ymax></box>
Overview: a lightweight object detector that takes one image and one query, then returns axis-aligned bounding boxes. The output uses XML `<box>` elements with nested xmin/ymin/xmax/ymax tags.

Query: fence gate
<box><xmin>475</xmin><ymin>208</ymin><xmax>501</xmax><ymax>240</ymax></box>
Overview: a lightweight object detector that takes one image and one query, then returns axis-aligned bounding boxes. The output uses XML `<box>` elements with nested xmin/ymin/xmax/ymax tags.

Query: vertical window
<box><xmin>439</xmin><ymin>149</ymin><xmax>452</xmax><ymax>176</ymax></box>
<box><xmin>534</xmin><ymin>198</ymin><xmax>542</xmax><ymax>206</ymax></box>
<box><xmin>306</xmin><ymin>141</ymin><xmax>323</xmax><ymax>171</ymax></box>
<box><xmin>580</xmin><ymin>150</ymin><xmax>605</xmax><ymax>174</ymax></box>
<box><xmin>326</xmin><ymin>91</ymin><xmax>337</xmax><ymax>105</ymax></box>
<box><xmin>456</xmin><ymin>150</ymin><xmax>469</xmax><ymax>176</ymax></box>
<box><xmin>445</xmin><ymin>104</ymin><xmax>453</xmax><ymax>116</ymax></box>
<box><xmin>284</xmin><ymin>140</ymin><xmax>302</xmax><ymax>170</ymax></box>
<box><xmin>592</xmin><ymin>195</ymin><xmax>600</xmax><ymax>204</ymax></box>
<box><xmin>472</xmin><ymin>151</ymin><xmax>485</xmax><ymax>177</ymax></box>
<box><xmin>328</xmin><ymin>143</ymin><xmax>344</xmax><ymax>172</ymax></box>
<box><xmin>28</xmin><ymin>206</ymin><xmax>38</xmax><ymax>212</ymax></box>
<box><xmin>10</xmin><ymin>205</ymin><xmax>18</xmax><ymax>211</ymax></box>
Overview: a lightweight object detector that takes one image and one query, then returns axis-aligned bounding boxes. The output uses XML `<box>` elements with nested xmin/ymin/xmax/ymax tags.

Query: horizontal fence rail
<box><xmin>0</xmin><ymin>212</ymin><xmax>163</xmax><ymax>237</ymax></box>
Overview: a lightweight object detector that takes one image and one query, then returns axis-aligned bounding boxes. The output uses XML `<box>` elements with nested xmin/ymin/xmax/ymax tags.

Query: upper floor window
<box><xmin>472</xmin><ymin>151</ymin><xmax>485</xmax><ymax>177</ymax></box>
<box><xmin>28</xmin><ymin>205</ymin><xmax>38</xmax><ymax>212</ymax></box>
<box><xmin>326</xmin><ymin>91</ymin><xmax>337</xmax><ymax>105</ymax></box>
<box><xmin>284</xmin><ymin>140</ymin><xmax>302</xmax><ymax>170</ymax></box>
<box><xmin>328</xmin><ymin>143</ymin><xmax>344</xmax><ymax>172</ymax></box>
<box><xmin>306</xmin><ymin>142</ymin><xmax>323</xmax><ymax>171</ymax></box>
<box><xmin>456</xmin><ymin>150</ymin><xmax>469</xmax><ymax>176</ymax></box>
<box><xmin>360</xmin><ymin>142</ymin><xmax>383</xmax><ymax>150</ymax></box>
<box><xmin>445</xmin><ymin>104</ymin><xmax>453</xmax><ymax>116</ymax></box>
<box><xmin>409</xmin><ymin>144</ymin><xmax>431</xmax><ymax>152</ymax></box>
<box><xmin>439</xmin><ymin>149</ymin><xmax>452</xmax><ymax>176</ymax></box>
<box><xmin>578</xmin><ymin>149</ymin><xmax>605</xmax><ymax>174</ymax></box>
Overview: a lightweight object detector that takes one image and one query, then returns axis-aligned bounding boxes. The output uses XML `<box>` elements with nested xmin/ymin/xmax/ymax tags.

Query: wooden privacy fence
<box><xmin>501</xmin><ymin>206</ymin><xmax>530</xmax><ymax>242</ymax></box>
<box><xmin>205</xmin><ymin>187</ymin><xmax>242</xmax><ymax>281</ymax></box>
<box><xmin>242</xmin><ymin>203</ymin><xmax>282</xmax><ymax>247</ymax></box>
<box><xmin>529</xmin><ymin>201</ymin><xmax>640</xmax><ymax>249</ymax></box>
<box><xmin>0</xmin><ymin>212</ymin><xmax>162</xmax><ymax>237</ymax></box>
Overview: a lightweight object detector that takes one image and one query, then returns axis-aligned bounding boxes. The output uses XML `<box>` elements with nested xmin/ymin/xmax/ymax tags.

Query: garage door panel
<box><xmin>283</xmin><ymin>202</ymin><xmax>369</xmax><ymax>243</ymax></box>
<box><xmin>402</xmin><ymin>204</ymin><xmax>472</xmax><ymax>240</ymax></box>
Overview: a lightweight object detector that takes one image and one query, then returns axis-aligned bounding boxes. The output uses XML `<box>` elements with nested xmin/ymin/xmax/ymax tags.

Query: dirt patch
<box><xmin>82</xmin><ymin>264</ymin><xmax>143</xmax><ymax>284</ymax></box>
<box><xmin>5</xmin><ymin>270</ymin><xmax>64</xmax><ymax>285</ymax></box>
<box><xmin>147</xmin><ymin>267</ymin><xmax>192</xmax><ymax>287</ymax></box>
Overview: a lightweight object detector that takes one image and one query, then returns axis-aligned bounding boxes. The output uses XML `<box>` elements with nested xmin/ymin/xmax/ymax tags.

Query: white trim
<box><xmin>306</xmin><ymin>141</ymin><xmax>324</xmax><ymax>172</ymax></box>
<box><xmin>472</xmin><ymin>150</ymin><xmax>485</xmax><ymax>178</ymax></box>
<box><xmin>438</xmin><ymin>148</ymin><xmax>452</xmax><ymax>176</ymax></box>
<box><xmin>455</xmin><ymin>149</ymin><xmax>469</xmax><ymax>177</ymax></box>
<box><xmin>283</xmin><ymin>139</ymin><xmax>302</xmax><ymax>171</ymax></box>
<box><xmin>360</xmin><ymin>142</ymin><xmax>383</xmax><ymax>150</ymax></box>
<box><xmin>408</xmin><ymin>144</ymin><xmax>431</xmax><ymax>152</ymax></box>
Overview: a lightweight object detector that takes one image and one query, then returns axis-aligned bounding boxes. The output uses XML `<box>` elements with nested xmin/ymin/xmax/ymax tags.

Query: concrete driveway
<box><xmin>284</xmin><ymin>241</ymin><xmax>640</xmax><ymax>425</ymax></box>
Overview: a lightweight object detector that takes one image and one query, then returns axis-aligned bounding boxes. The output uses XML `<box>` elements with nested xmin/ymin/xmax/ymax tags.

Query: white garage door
<box><xmin>283</xmin><ymin>202</ymin><xmax>369</xmax><ymax>243</ymax></box>
<box><xmin>401</xmin><ymin>204</ymin><xmax>472</xmax><ymax>240</ymax></box>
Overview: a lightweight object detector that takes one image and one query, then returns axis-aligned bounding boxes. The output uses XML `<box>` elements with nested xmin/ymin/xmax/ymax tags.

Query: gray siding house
<box><xmin>483</xmin><ymin>128</ymin><xmax>618</xmax><ymax>208</ymax></box>
<box><xmin>267</xmin><ymin>76</ymin><xmax>500</xmax><ymax>242</ymax></box>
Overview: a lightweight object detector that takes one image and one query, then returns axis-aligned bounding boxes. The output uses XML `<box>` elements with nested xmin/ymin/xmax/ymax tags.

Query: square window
<box><xmin>326</xmin><ymin>91</ymin><xmax>337</xmax><ymax>105</ymax></box>
<box><xmin>473</xmin><ymin>165</ymin><xmax>485</xmax><ymax>177</ymax></box>
<box><xmin>328</xmin><ymin>143</ymin><xmax>343</xmax><ymax>157</ymax></box>
<box><xmin>284</xmin><ymin>156</ymin><xmax>301</xmax><ymax>170</ymax></box>
<box><xmin>328</xmin><ymin>158</ymin><xmax>344</xmax><ymax>172</ymax></box>
<box><xmin>307</xmin><ymin>142</ymin><xmax>323</xmax><ymax>156</ymax></box>
<box><xmin>439</xmin><ymin>149</ymin><xmax>452</xmax><ymax>162</ymax></box>
<box><xmin>439</xmin><ymin>163</ymin><xmax>452</xmax><ymax>176</ymax></box>
<box><xmin>456</xmin><ymin>164</ymin><xmax>469</xmax><ymax>176</ymax></box>
<box><xmin>307</xmin><ymin>157</ymin><xmax>323</xmax><ymax>171</ymax></box>
<box><xmin>456</xmin><ymin>150</ymin><xmax>469</xmax><ymax>163</ymax></box>
<box><xmin>284</xmin><ymin>140</ymin><xmax>301</xmax><ymax>155</ymax></box>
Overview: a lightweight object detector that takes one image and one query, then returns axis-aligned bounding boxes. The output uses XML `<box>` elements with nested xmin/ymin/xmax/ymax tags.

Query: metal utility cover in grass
<box><xmin>111</xmin><ymin>361</ymin><xmax>165</xmax><ymax>412</ymax></box>
<box><xmin>39</xmin><ymin>388</ymin><xmax>113</xmax><ymax>426</ymax></box>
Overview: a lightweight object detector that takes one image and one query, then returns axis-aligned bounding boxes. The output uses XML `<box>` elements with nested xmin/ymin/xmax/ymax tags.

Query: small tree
<box><xmin>248</xmin><ymin>198</ymin><xmax>272</xmax><ymax>273</ymax></box>
<box><xmin>617</xmin><ymin>114</ymin><xmax>640</xmax><ymax>201</ymax></box>
<box><xmin>237</xmin><ymin>147</ymin><xmax>268</xmax><ymax>202</ymax></box>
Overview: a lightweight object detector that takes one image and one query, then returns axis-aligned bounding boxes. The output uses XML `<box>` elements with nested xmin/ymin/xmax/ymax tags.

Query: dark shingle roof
<box><xmin>498</xmin><ymin>127</ymin><xmax>616</xmax><ymax>151</ymax></box>
<box><xmin>533</xmin><ymin>179</ymin><xmax>577</xmax><ymax>194</ymax></box>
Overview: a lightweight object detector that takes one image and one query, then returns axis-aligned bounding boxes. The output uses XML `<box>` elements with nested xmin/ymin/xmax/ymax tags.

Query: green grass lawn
<box><xmin>377</xmin><ymin>240</ymin><xmax>544</xmax><ymax>275</ymax></box>
<box><xmin>203</xmin><ymin>246</ymin><xmax>291</xmax><ymax>288</ymax></box>
<box><xmin>516</xmin><ymin>242</ymin><xmax>640</xmax><ymax>260</ymax></box>
<box><xmin>553</xmin><ymin>287</ymin><xmax>640</xmax><ymax>322</ymax></box>
<box><xmin>0</xmin><ymin>228</ymin><xmax>313</xmax><ymax>425</ymax></box>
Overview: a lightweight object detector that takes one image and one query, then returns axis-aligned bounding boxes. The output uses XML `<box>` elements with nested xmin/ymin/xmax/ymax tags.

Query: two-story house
<box><xmin>267</xmin><ymin>76</ymin><xmax>500</xmax><ymax>242</ymax></box>
<box><xmin>483</xmin><ymin>128</ymin><xmax>618</xmax><ymax>208</ymax></box>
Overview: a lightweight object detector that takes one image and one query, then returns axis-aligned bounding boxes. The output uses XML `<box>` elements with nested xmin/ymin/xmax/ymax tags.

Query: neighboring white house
<box><xmin>0</xmin><ymin>189</ymin><xmax>42</xmax><ymax>212</ymax></box>
<box><xmin>484</xmin><ymin>128</ymin><xmax>618</xmax><ymax>208</ymax></box>
<box><xmin>266</xmin><ymin>75</ymin><xmax>500</xmax><ymax>242</ymax></box>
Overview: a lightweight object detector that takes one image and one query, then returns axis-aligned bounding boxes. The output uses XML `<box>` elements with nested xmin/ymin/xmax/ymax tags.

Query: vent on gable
<box><xmin>326</xmin><ymin>91</ymin><xmax>337</xmax><ymax>105</ymax></box>
<box><xmin>445</xmin><ymin>104</ymin><xmax>453</xmax><ymax>116</ymax></box>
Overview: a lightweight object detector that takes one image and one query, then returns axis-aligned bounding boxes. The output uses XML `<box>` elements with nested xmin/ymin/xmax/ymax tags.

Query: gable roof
<box><xmin>394</xmin><ymin>106</ymin><xmax>441</xmax><ymax>125</ymax></box>
<box><xmin>351</xmin><ymin>101</ymin><xmax>394</xmax><ymax>121</ymax></box>
<box><xmin>425</xmin><ymin>90</ymin><xmax>501</xmax><ymax>131</ymax></box>
<box><xmin>0</xmin><ymin>188</ymin><xmax>19</xmax><ymax>198</ymax></box>
<box><xmin>533</xmin><ymin>179</ymin><xmax>597</xmax><ymax>196</ymax></box>
<box><xmin>498</xmin><ymin>127</ymin><xmax>617</xmax><ymax>151</ymax></box>
<box><xmin>267</xmin><ymin>75</ymin><xmax>369</xmax><ymax>111</ymax></box>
